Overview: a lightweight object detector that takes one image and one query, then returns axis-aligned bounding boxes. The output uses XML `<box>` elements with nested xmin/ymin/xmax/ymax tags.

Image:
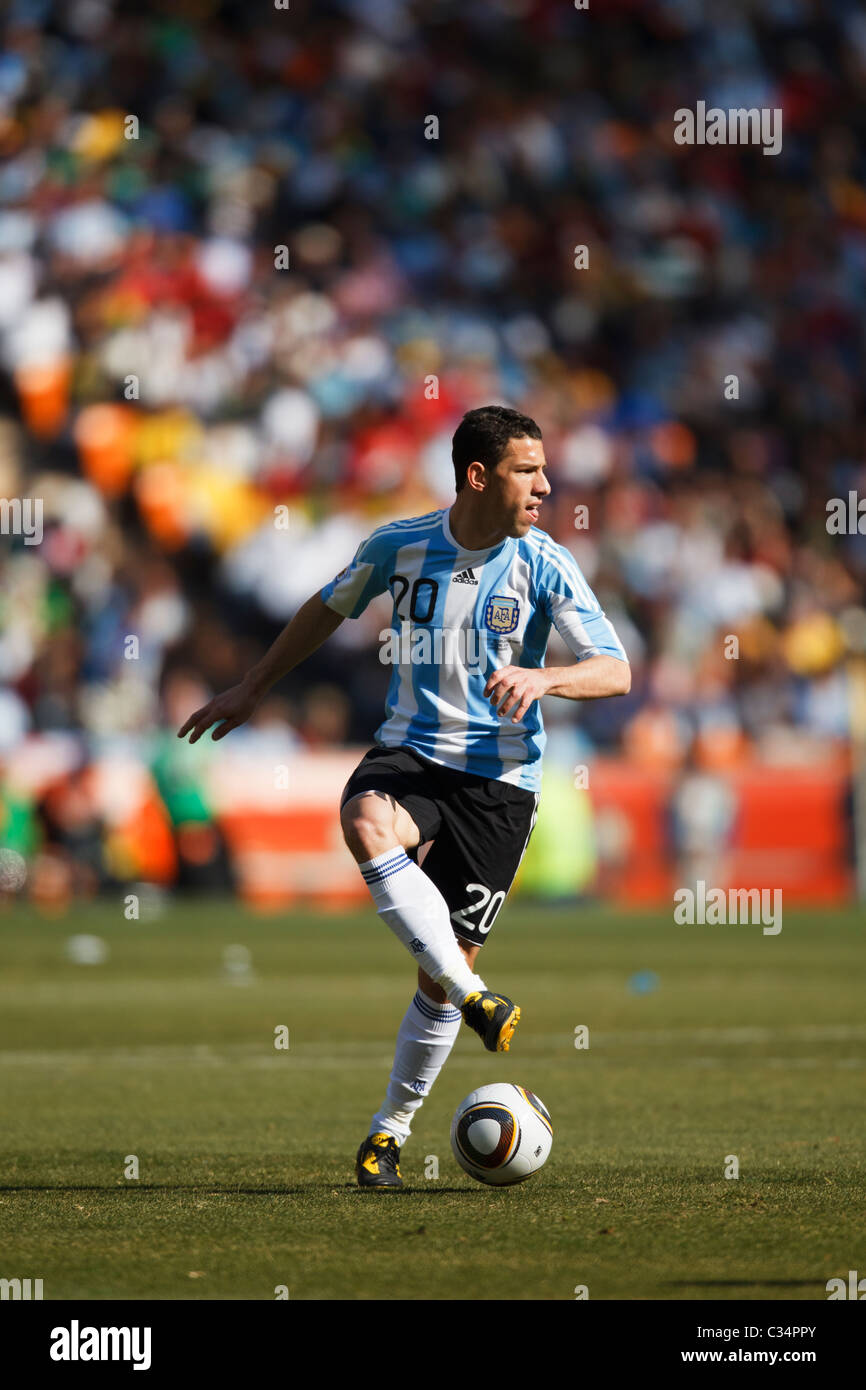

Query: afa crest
<box><xmin>484</xmin><ymin>595</ymin><xmax>520</xmax><ymax>635</ymax></box>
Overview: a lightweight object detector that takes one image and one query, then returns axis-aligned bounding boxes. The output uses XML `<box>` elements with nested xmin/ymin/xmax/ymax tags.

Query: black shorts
<box><xmin>341</xmin><ymin>745</ymin><xmax>539</xmax><ymax>948</ymax></box>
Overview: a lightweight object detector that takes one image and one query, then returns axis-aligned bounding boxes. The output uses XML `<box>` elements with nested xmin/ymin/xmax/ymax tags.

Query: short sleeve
<box><xmin>536</xmin><ymin>542</ymin><xmax>628</xmax><ymax>663</ymax></box>
<box><xmin>320</xmin><ymin>531</ymin><xmax>392</xmax><ymax>619</ymax></box>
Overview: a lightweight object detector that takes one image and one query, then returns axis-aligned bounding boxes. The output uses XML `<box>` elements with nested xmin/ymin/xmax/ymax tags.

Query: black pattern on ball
<box><xmin>455</xmin><ymin>1104</ymin><xmax>520</xmax><ymax>1169</ymax></box>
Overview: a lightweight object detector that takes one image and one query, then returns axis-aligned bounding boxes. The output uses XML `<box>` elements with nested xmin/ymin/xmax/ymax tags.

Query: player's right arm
<box><xmin>177</xmin><ymin>592</ymin><xmax>345</xmax><ymax>743</ymax></box>
<box><xmin>176</xmin><ymin>528</ymin><xmax>392</xmax><ymax>743</ymax></box>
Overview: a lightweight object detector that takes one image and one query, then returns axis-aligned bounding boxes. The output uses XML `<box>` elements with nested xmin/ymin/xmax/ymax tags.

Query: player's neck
<box><xmin>447</xmin><ymin>500</ymin><xmax>507</xmax><ymax>552</ymax></box>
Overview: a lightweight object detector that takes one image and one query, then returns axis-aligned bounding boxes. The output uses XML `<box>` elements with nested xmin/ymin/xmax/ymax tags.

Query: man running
<box><xmin>177</xmin><ymin>405</ymin><xmax>630</xmax><ymax>1188</ymax></box>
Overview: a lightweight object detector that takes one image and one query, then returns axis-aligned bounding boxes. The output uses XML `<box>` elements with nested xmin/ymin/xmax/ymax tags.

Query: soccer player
<box><xmin>177</xmin><ymin>406</ymin><xmax>630</xmax><ymax>1188</ymax></box>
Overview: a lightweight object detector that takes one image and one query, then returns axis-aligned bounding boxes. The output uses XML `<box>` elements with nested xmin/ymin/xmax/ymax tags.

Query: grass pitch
<box><xmin>0</xmin><ymin>899</ymin><xmax>863</xmax><ymax>1300</ymax></box>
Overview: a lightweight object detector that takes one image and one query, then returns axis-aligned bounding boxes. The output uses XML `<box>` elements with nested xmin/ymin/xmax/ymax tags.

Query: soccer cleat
<box><xmin>461</xmin><ymin>991</ymin><xmax>521</xmax><ymax>1052</ymax></box>
<box><xmin>355</xmin><ymin>1131</ymin><xmax>404</xmax><ymax>1189</ymax></box>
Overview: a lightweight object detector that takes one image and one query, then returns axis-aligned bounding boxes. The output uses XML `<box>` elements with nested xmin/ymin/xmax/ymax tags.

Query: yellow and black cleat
<box><xmin>355</xmin><ymin>1131</ymin><xmax>404</xmax><ymax>1189</ymax></box>
<box><xmin>461</xmin><ymin>991</ymin><xmax>521</xmax><ymax>1052</ymax></box>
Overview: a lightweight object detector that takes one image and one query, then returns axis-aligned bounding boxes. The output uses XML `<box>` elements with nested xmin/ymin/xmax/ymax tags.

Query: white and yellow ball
<box><xmin>450</xmin><ymin>1083</ymin><xmax>553</xmax><ymax>1186</ymax></box>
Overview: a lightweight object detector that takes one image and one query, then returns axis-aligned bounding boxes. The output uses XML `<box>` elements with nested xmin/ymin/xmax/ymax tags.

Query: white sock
<box><xmin>370</xmin><ymin>989</ymin><xmax>463</xmax><ymax>1146</ymax></box>
<box><xmin>359</xmin><ymin>847</ymin><xmax>486</xmax><ymax>1007</ymax></box>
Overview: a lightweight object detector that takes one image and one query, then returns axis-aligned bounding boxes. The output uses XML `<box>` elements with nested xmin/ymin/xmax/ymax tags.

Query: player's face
<box><xmin>490</xmin><ymin>437</ymin><xmax>551</xmax><ymax>536</ymax></box>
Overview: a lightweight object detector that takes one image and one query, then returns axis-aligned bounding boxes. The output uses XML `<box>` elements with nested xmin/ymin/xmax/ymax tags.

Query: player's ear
<box><xmin>466</xmin><ymin>460</ymin><xmax>487</xmax><ymax>492</ymax></box>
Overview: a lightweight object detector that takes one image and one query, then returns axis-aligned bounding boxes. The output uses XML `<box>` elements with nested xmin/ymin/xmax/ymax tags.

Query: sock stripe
<box><xmin>413</xmin><ymin>990</ymin><xmax>462</xmax><ymax>1025</ymax></box>
<box><xmin>360</xmin><ymin>849</ymin><xmax>408</xmax><ymax>874</ymax></box>
<box><xmin>360</xmin><ymin>849</ymin><xmax>411</xmax><ymax>885</ymax></box>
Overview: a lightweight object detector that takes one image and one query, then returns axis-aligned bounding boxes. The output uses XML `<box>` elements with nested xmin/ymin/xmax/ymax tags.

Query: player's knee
<box><xmin>340</xmin><ymin>795</ymin><xmax>398</xmax><ymax>861</ymax></box>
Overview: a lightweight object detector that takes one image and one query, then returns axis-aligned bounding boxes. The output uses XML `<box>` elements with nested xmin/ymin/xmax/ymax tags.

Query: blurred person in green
<box><xmin>518</xmin><ymin>728</ymin><xmax>598</xmax><ymax>903</ymax></box>
<box><xmin>153</xmin><ymin>669</ymin><xmax>234</xmax><ymax>893</ymax></box>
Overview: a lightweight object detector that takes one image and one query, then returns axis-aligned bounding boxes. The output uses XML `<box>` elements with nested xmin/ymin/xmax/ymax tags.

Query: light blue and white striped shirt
<box><xmin>320</xmin><ymin>507</ymin><xmax>627</xmax><ymax>791</ymax></box>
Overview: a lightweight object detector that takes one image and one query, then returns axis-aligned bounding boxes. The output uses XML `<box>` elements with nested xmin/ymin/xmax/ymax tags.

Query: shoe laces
<box><xmin>369</xmin><ymin>1133</ymin><xmax>400</xmax><ymax>1169</ymax></box>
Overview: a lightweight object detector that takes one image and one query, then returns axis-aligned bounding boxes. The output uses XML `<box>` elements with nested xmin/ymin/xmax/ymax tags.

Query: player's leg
<box><xmin>341</xmin><ymin>788</ymin><xmax>422</xmax><ymax>858</ymax></box>
<box><xmin>360</xmin><ymin>938</ymin><xmax>481</xmax><ymax>1182</ymax></box>
<box><xmin>341</xmin><ymin>787</ymin><xmax>488</xmax><ymax>1009</ymax></box>
<box><xmin>417</xmin><ymin>940</ymin><xmax>480</xmax><ymax>1003</ymax></box>
<box><xmin>419</xmin><ymin>775</ymin><xmax>539</xmax><ymax>1054</ymax></box>
<box><xmin>357</xmin><ymin>915</ymin><xmax>519</xmax><ymax>1187</ymax></box>
<box><xmin>343</xmin><ymin>751</ymin><xmax>526</xmax><ymax>1188</ymax></box>
<box><xmin>343</xmin><ymin>783</ymin><xmax>484</xmax><ymax>1189</ymax></box>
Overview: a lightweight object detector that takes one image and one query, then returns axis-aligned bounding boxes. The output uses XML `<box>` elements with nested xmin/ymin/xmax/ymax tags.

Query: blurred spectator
<box><xmin>0</xmin><ymin>0</ymin><xmax>863</xmax><ymax>900</ymax></box>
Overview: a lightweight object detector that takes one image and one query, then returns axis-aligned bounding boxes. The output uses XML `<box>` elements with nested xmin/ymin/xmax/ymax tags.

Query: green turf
<box><xmin>0</xmin><ymin>899</ymin><xmax>863</xmax><ymax>1300</ymax></box>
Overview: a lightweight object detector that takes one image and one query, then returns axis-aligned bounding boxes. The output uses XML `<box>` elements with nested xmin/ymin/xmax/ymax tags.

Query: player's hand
<box><xmin>484</xmin><ymin>666</ymin><xmax>551</xmax><ymax>723</ymax></box>
<box><xmin>176</xmin><ymin>678</ymin><xmax>262</xmax><ymax>744</ymax></box>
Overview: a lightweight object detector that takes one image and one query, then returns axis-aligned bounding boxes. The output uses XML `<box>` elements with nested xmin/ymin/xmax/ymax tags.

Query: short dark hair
<box><xmin>451</xmin><ymin>406</ymin><xmax>542</xmax><ymax>492</ymax></box>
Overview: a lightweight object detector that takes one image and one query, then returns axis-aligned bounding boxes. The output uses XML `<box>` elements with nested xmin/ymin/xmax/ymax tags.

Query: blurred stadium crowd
<box><xmin>1</xmin><ymin>0</ymin><xmax>865</xmax><ymax>903</ymax></box>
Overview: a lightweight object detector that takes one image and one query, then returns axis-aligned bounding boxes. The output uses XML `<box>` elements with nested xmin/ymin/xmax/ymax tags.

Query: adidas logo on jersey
<box><xmin>452</xmin><ymin>569</ymin><xmax>478</xmax><ymax>584</ymax></box>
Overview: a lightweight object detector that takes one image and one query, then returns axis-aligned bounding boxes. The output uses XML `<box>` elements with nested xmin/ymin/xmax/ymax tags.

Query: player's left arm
<box><xmin>485</xmin><ymin>551</ymin><xmax>630</xmax><ymax>722</ymax></box>
<box><xmin>485</xmin><ymin>655</ymin><xmax>630</xmax><ymax>723</ymax></box>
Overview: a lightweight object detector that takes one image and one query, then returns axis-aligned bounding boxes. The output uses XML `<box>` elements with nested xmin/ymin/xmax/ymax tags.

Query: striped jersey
<box><xmin>320</xmin><ymin>507</ymin><xmax>627</xmax><ymax>791</ymax></box>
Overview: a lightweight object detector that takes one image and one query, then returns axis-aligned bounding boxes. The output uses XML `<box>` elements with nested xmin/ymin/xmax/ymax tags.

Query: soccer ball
<box><xmin>450</xmin><ymin>1083</ymin><xmax>553</xmax><ymax>1186</ymax></box>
